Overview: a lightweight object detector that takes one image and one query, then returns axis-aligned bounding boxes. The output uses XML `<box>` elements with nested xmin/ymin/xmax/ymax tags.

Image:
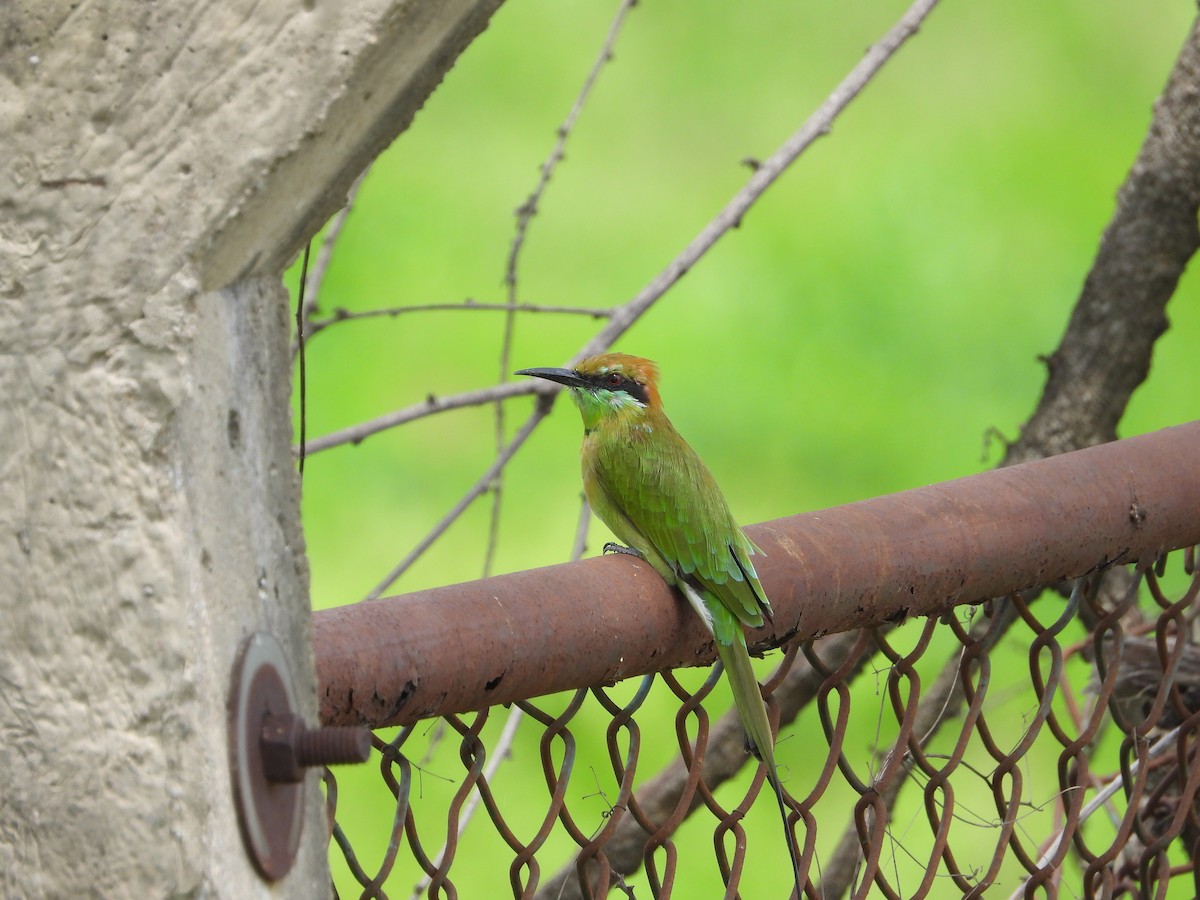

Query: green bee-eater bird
<box><xmin>517</xmin><ymin>352</ymin><xmax>801</xmax><ymax>894</ymax></box>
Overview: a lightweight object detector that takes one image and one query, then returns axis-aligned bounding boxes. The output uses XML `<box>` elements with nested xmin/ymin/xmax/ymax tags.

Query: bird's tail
<box><xmin>714</xmin><ymin>636</ymin><xmax>803</xmax><ymax>899</ymax></box>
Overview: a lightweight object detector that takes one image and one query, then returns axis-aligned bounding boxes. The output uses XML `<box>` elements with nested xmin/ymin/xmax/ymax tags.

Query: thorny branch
<box><xmin>303</xmin><ymin>380</ymin><xmax>535</xmax><ymax>455</ymax></box>
<box><xmin>328</xmin><ymin>0</ymin><xmax>943</xmax><ymax>601</ymax></box>
<box><xmin>364</xmin><ymin>401</ymin><xmax>549</xmax><ymax>600</ymax></box>
<box><xmin>303</xmin><ymin>300</ymin><xmax>610</xmax><ymax>345</ymax></box>
<box><xmin>503</xmin><ymin>0</ymin><xmax>638</xmax><ymax>294</ymax></box>
<box><xmin>484</xmin><ymin>0</ymin><xmax>640</xmax><ymax>579</ymax></box>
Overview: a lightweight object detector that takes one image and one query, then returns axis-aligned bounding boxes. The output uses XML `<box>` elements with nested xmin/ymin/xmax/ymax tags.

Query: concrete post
<box><xmin>0</xmin><ymin>0</ymin><xmax>504</xmax><ymax>895</ymax></box>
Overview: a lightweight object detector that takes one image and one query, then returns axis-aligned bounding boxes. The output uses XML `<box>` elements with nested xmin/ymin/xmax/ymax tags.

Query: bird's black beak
<box><xmin>514</xmin><ymin>367</ymin><xmax>590</xmax><ymax>390</ymax></box>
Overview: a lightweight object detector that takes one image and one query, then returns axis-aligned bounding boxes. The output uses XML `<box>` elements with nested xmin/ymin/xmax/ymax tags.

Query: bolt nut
<box><xmin>260</xmin><ymin>713</ymin><xmax>371</xmax><ymax>783</ymax></box>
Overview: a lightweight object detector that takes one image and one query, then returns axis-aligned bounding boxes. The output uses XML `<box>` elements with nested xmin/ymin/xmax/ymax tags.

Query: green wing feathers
<box><xmin>585</xmin><ymin>418</ymin><xmax>772</xmax><ymax>630</ymax></box>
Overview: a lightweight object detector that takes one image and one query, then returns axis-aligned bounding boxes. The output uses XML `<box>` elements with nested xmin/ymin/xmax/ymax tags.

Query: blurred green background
<box><xmin>288</xmin><ymin>1</ymin><xmax>1199</xmax><ymax>896</ymax></box>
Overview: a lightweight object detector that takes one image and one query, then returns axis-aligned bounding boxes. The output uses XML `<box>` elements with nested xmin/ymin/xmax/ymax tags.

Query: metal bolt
<box><xmin>230</xmin><ymin>632</ymin><xmax>370</xmax><ymax>881</ymax></box>
<box><xmin>260</xmin><ymin>713</ymin><xmax>371</xmax><ymax>783</ymax></box>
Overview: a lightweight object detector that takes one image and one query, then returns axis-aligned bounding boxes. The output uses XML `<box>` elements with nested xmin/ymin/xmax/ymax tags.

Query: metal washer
<box><xmin>228</xmin><ymin>631</ymin><xmax>306</xmax><ymax>881</ymax></box>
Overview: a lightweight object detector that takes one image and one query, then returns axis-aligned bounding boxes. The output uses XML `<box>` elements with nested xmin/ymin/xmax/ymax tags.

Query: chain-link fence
<box><xmin>317</xmin><ymin>424</ymin><xmax>1200</xmax><ymax>898</ymax></box>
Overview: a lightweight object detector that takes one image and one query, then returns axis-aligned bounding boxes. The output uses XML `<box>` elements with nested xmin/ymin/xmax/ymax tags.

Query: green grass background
<box><xmin>287</xmin><ymin>1</ymin><xmax>1200</xmax><ymax>896</ymax></box>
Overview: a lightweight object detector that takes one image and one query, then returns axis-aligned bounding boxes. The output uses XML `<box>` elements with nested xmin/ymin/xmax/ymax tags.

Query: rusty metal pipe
<box><xmin>314</xmin><ymin>421</ymin><xmax>1200</xmax><ymax>728</ymax></box>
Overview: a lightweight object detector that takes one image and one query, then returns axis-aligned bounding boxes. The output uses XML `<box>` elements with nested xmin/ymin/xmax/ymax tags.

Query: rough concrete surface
<box><xmin>0</xmin><ymin>0</ymin><xmax>503</xmax><ymax>896</ymax></box>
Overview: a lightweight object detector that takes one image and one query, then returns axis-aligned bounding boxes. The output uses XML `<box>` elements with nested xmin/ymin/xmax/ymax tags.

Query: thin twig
<box><xmin>482</xmin><ymin>451</ymin><xmax>505</xmax><ymax>578</ymax></box>
<box><xmin>504</xmin><ymin>0</ymin><xmax>639</xmax><ymax>291</ymax></box>
<box><xmin>406</xmin><ymin>706</ymin><xmax>527</xmax><ymax>900</ymax></box>
<box><xmin>1003</xmin><ymin>726</ymin><xmax>1182</xmax><ymax>900</ymax></box>
<box><xmin>363</xmin><ymin>403</ymin><xmax>550</xmax><ymax>600</ymax></box>
<box><xmin>302</xmin><ymin>381</ymin><xmax>537</xmax><ymax>455</ymax></box>
<box><xmin>292</xmin><ymin>168</ymin><xmax>369</xmax><ymax>358</ymax></box>
<box><xmin>488</xmin><ymin>0</ymin><xmax>636</xmax><ymax>578</ymax></box>
<box><xmin>570</xmin><ymin>0</ymin><xmax>943</xmax><ymax>366</ymax></box>
<box><xmin>570</xmin><ymin>495</ymin><xmax>591</xmax><ymax>561</ymax></box>
<box><xmin>305</xmin><ymin>301</ymin><xmax>611</xmax><ymax>344</ymax></box>
<box><xmin>485</xmin><ymin>387</ymin><xmax>510</xmax><ymax>580</ymax></box>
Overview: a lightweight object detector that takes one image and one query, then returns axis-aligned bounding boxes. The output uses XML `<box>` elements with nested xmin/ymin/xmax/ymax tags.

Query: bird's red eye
<box><xmin>606</xmin><ymin>372</ymin><xmax>623</xmax><ymax>386</ymax></box>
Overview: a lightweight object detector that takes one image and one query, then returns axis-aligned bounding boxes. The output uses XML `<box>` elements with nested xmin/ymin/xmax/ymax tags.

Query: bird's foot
<box><xmin>603</xmin><ymin>542</ymin><xmax>644</xmax><ymax>559</ymax></box>
<box><xmin>745</xmin><ymin>735</ymin><xmax>763</xmax><ymax>760</ymax></box>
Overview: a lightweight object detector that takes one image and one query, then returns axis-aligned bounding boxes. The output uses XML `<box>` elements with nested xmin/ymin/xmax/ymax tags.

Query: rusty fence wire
<box><xmin>322</xmin><ymin>556</ymin><xmax>1200</xmax><ymax>899</ymax></box>
<box><xmin>317</xmin><ymin>426</ymin><xmax>1200</xmax><ymax>899</ymax></box>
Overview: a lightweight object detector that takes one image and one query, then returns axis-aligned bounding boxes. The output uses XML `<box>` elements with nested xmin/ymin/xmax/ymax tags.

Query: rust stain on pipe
<box><xmin>315</xmin><ymin>421</ymin><xmax>1200</xmax><ymax>728</ymax></box>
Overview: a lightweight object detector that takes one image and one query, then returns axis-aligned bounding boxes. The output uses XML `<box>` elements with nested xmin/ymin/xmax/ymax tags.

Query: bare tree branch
<box><xmin>304</xmin><ymin>0</ymin><xmax>941</xmax><ymax>458</ymax></box>
<box><xmin>1004</xmin><ymin>15</ymin><xmax>1200</xmax><ymax>465</ymax></box>
<box><xmin>486</xmin><ymin>0</ymin><xmax>640</xmax><ymax>579</ymax></box>
<box><xmin>570</xmin><ymin>0</ymin><xmax>943</xmax><ymax>365</ymax></box>
<box><xmin>304</xmin><ymin>300</ymin><xmax>611</xmax><ymax>345</ymax></box>
<box><xmin>303</xmin><ymin>381</ymin><xmax>537</xmax><ymax>454</ymax></box>
<box><xmin>363</xmin><ymin>401</ymin><xmax>550</xmax><ymax>600</ymax></box>
<box><xmin>504</xmin><ymin>0</ymin><xmax>640</xmax><ymax>293</ymax></box>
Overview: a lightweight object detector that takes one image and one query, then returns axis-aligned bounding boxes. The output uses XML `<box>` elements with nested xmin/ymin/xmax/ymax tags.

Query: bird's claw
<box><xmin>603</xmin><ymin>542</ymin><xmax>643</xmax><ymax>559</ymax></box>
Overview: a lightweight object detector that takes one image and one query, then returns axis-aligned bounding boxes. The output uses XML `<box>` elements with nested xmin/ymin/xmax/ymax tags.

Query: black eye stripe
<box><xmin>626</xmin><ymin>381</ymin><xmax>649</xmax><ymax>404</ymax></box>
<box><xmin>586</xmin><ymin>371</ymin><xmax>649</xmax><ymax>405</ymax></box>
